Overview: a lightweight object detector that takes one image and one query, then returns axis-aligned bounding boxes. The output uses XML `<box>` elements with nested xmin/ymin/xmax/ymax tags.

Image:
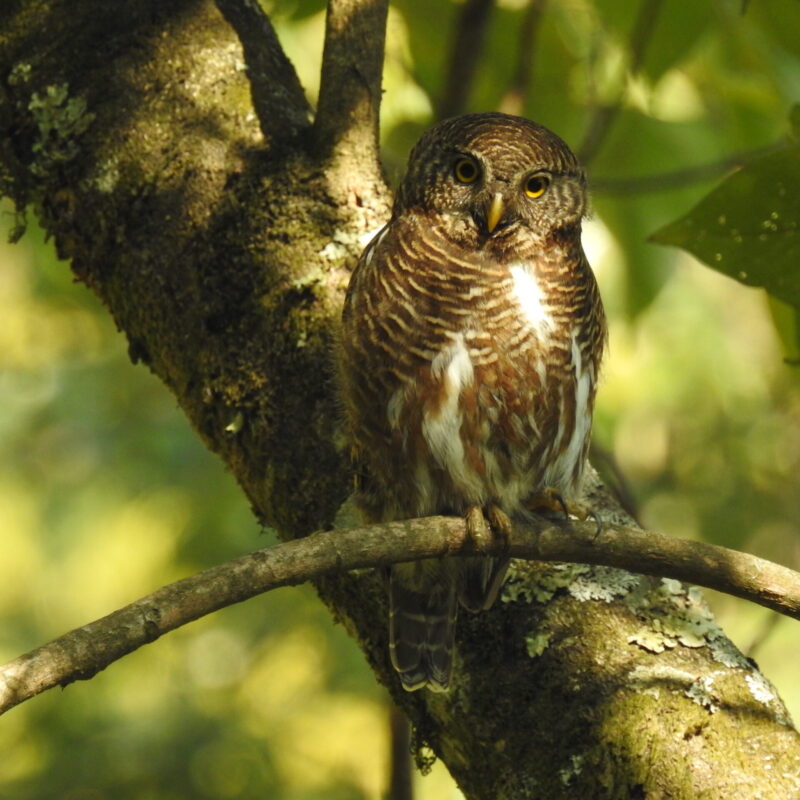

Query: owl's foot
<box><xmin>486</xmin><ymin>504</ymin><xmax>513</xmax><ymax>548</ymax></box>
<box><xmin>464</xmin><ymin>504</ymin><xmax>512</xmax><ymax>553</ymax></box>
<box><xmin>464</xmin><ymin>505</ymin><xmax>492</xmax><ymax>552</ymax></box>
<box><xmin>462</xmin><ymin>504</ymin><xmax>512</xmax><ymax>611</ymax></box>
<box><xmin>527</xmin><ymin>488</ymin><xmax>602</xmax><ymax>535</ymax></box>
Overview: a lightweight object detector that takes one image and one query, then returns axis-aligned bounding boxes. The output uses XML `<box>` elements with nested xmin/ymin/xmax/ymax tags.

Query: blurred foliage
<box><xmin>651</xmin><ymin>145</ymin><xmax>800</xmax><ymax>352</ymax></box>
<box><xmin>2</xmin><ymin>0</ymin><xmax>800</xmax><ymax>798</ymax></box>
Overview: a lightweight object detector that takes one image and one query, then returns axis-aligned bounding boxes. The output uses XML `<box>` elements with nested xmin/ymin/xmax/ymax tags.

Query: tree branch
<box><xmin>498</xmin><ymin>0</ymin><xmax>547</xmax><ymax>117</ymax></box>
<box><xmin>315</xmin><ymin>0</ymin><xmax>389</xmax><ymax>187</ymax></box>
<box><xmin>590</xmin><ymin>141</ymin><xmax>787</xmax><ymax>194</ymax></box>
<box><xmin>3</xmin><ymin>4</ymin><xmax>799</xmax><ymax>794</ymax></box>
<box><xmin>387</xmin><ymin>704</ymin><xmax>413</xmax><ymax>800</ymax></box>
<box><xmin>578</xmin><ymin>0</ymin><xmax>663</xmax><ymax>165</ymax></box>
<box><xmin>3</xmin><ymin>510</ymin><xmax>800</xmax><ymax>716</ymax></box>
<box><xmin>437</xmin><ymin>0</ymin><xmax>495</xmax><ymax>119</ymax></box>
<box><xmin>215</xmin><ymin>0</ymin><xmax>312</xmax><ymax>145</ymax></box>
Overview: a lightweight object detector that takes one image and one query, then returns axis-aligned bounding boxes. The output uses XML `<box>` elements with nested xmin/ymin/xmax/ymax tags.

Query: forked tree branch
<box><xmin>3</xmin><ymin>512</ymin><xmax>799</xmax><ymax>717</ymax></box>
<box><xmin>215</xmin><ymin>0</ymin><xmax>311</xmax><ymax>144</ymax></box>
<box><xmin>315</xmin><ymin>0</ymin><xmax>389</xmax><ymax>179</ymax></box>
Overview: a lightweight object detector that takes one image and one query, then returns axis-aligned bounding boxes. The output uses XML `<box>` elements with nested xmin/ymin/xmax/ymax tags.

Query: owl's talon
<box><xmin>486</xmin><ymin>504</ymin><xmax>513</xmax><ymax>551</ymax></box>
<box><xmin>528</xmin><ymin>487</ymin><xmax>598</xmax><ymax>529</ymax></box>
<box><xmin>461</xmin><ymin>504</ymin><xmax>512</xmax><ymax>612</ymax></box>
<box><xmin>589</xmin><ymin>510</ymin><xmax>603</xmax><ymax>540</ymax></box>
<box><xmin>465</xmin><ymin>504</ymin><xmax>513</xmax><ymax>554</ymax></box>
<box><xmin>527</xmin><ymin>487</ymin><xmax>570</xmax><ymax>519</ymax></box>
<box><xmin>465</xmin><ymin>505</ymin><xmax>492</xmax><ymax>553</ymax></box>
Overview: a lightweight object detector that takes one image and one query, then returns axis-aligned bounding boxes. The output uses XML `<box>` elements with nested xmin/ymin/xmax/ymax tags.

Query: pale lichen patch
<box><xmin>626</xmin><ymin>577</ymin><xmax>725</xmax><ymax>656</ymax></box>
<box><xmin>708</xmin><ymin>634</ymin><xmax>750</xmax><ymax>669</ymax></box>
<box><xmin>742</xmin><ymin>673</ymin><xmax>793</xmax><ymax>728</ymax></box>
<box><xmin>558</xmin><ymin>754</ymin><xmax>584</xmax><ymax>786</ymax></box>
<box><xmin>628</xmin><ymin>626</ymin><xmax>677</xmax><ymax>654</ymax></box>
<box><xmin>291</xmin><ymin>265</ymin><xmax>327</xmax><ymax>290</ymax></box>
<box><xmin>502</xmin><ymin>561</ymin><xmax>589</xmax><ymax>604</ymax></box>
<box><xmin>745</xmin><ymin>672</ymin><xmax>777</xmax><ymax>705</ymax></box>
<box><xmin>685</xmin><ymin>675</ymin><xmax>719</xmax><ymax>713</ymax></box>
<box><xmin>525</xmin><ymin>630</ymin><xmax>551</xmax><ymax>658</ymax></box>
<box><xmin>568</xmin><ymin>566</ymin><xmax>640</xmax><ymax>602</ymax></box>
<box><xmin>27</xmin><ymin>83</ymin><xmax>95</xmax><ymax>178</ymax></box>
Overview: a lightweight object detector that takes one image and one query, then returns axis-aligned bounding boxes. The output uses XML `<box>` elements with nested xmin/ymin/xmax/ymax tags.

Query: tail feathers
<box><xmin>389</xmin><ymin>569</ymin><xmax>457</xmax><ymax>692</ymax></box>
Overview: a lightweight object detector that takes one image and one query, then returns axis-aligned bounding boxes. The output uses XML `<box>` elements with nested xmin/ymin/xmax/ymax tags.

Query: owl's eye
<box><xmin>453</xmin><ymin>157</ymin><xmax>480</xmax><ymax>184</ymax></box>
<box><xmin>524</xmin><ymin>174</ymin><xmax>550</xmax><ymax>198</ymax></box>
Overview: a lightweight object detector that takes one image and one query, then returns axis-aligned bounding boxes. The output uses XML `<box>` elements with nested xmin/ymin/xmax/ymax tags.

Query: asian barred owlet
<box><xmin>339</xmin><ymin>112</ymin><xmax>606</xmax><ymax>692</ymax></box>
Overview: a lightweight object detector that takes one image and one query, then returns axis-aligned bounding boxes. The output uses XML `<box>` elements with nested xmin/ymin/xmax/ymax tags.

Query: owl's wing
<box><xmin>342</xmin><ymin>222</ymin><xmax>390</xmax><ymax>321</ymax></box>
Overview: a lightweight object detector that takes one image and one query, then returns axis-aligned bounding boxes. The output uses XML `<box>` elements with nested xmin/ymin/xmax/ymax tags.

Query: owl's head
<box><xmin>394</xmin><ymin>113</ymin><xmax>586</xmax><ymax>242</ymax></box>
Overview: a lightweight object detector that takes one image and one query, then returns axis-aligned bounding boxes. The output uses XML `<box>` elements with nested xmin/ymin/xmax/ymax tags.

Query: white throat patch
<box><xmin>510</xmin><ymin>264</ymin><xmax>554</xmax><ymax>336</ymax></box>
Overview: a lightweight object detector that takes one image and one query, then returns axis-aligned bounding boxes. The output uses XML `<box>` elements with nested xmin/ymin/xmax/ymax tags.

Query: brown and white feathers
<box><xmin>339</xmin><ymin>112</ymin><xmax>606</xmax><ymax>692</ymax></box>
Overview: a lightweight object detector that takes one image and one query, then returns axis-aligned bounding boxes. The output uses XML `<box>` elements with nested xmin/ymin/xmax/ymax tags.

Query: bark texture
<box><xmin>1</xmin><ymin>1</ymin><xmax>799</xmax><ymax>797</ymax></box>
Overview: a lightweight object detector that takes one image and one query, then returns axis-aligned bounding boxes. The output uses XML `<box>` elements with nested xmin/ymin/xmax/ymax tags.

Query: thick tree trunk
<box><xmin>1</xmin><ymin>1</ymin><xmax>799</xmax><ymax>797</ymax></box>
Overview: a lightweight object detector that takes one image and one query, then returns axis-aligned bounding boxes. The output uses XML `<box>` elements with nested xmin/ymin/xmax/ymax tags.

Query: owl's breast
<box><xmin>341</xmin><ymin>222</ymin><xmax>598</xmax><ymax>518</ymax></box>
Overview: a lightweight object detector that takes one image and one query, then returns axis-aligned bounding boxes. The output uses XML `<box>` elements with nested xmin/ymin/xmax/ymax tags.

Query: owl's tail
<box><xmin>388</xmin><ymin>562</ymin><xmax>457</xmax><ymax>692</ymax></box>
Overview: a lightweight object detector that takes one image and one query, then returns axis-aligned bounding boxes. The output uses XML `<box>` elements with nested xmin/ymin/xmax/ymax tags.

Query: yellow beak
<box><xmin>486</xmin><ymin>193</ymin><xmax>505</xmax><ymax>233</ymax></box>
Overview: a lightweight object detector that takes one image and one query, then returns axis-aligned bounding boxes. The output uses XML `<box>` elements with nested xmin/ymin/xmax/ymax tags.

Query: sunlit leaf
<box><xmin>595</xmin><ymin>0</ymin><xmax>713</xmax><ymax>80</ymax></box>
<box><xmin>650</xmin><ymin>146</ymin><xmax>800</xmax><ymax>309</ymax></box>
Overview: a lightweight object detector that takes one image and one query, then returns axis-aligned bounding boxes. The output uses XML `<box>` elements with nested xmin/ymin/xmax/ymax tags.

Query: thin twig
<box><xmin>387</xmin><ymin>703</ymin><xmax>413</xmax><ymax>800</ymax></box>
<box><xmin>2</xmin><ymin>513</ymin><xmax>800</xmax><ymax>716</ymax></box>
<box><xmin>589</xmin><ymin>141</ymin><xmax>786</xmax><ymax>194</ymax></box>
<box><xmin>746</xmin><ymin>612</ymin><xmax>782</xmax><ymax>659</ymax></box>
<box><xmin>578</xmin><ymin>0</ymin><xmax>663</xmax><ymax>164</ymax></box>
<box><xmin>314</xmin><ymin>0</ymin><xmax>389</xmax><ymax>176</ymax></box>
<box><xmin>499</xmin><ymin>0</ymin><xmax>548</xmax><ymax>117</ymax></box>
<box><xmin>437</xmin><ymin>0</ymin><xmax>495</xmax><ymax>120</ymax></box>
<box><xmin>215</xmin><ymin>0</ymin><xmax>311</xmax><ymax>144</ymax></box>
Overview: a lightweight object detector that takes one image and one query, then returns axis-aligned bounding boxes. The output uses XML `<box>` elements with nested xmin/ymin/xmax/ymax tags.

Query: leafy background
<box><xmin>2</xmin><ymin>0</ymin><xmax>799</xmax><ymax>797</ymax></box>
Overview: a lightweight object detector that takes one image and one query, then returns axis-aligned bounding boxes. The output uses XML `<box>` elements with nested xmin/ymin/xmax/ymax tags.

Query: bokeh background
<box><xmin>2</xmin><ymin>0</ymin><xmax>799</xmax><ymax>797</ymax></box>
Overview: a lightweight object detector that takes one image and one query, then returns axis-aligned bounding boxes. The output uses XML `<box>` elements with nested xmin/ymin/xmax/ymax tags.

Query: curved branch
<box><xmin>3</xmin><ymin>512</ymin><xmax>799</xmax><ymax>716</ymax></box>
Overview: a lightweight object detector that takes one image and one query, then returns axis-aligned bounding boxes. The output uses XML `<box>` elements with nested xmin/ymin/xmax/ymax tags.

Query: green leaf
<box><xmin>650</xmin><ymin>146</ymin><xmax>800</xmax><ymax>309</ymax></box>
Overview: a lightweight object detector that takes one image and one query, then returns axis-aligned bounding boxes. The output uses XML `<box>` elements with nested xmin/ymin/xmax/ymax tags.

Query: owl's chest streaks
<box><xmin>342</xmin><ymin>216</ymin><xmax>598</xmax><ymax>517</ymax></box>
<box><xmin>367</xmin><ymin>223</ymin><xmax>559</xmax><ymax>369</ymax></box>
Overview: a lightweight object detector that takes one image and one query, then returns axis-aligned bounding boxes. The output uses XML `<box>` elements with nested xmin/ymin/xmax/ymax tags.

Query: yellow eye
<box><xmin>453</xmin><ymin>157</ymin><xmax>479</xmax><ymax>184</ymax></box>
<box><xmin>525</xmin><ymin>174</ymin><xmax>550</xmax><ymax>198</ymax></box>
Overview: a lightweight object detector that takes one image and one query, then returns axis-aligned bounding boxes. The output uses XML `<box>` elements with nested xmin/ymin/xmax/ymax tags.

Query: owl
<box><xmin>339</xmin><ymin>112</ymin><xmax>606</xmax><ymax>692</ymax></box>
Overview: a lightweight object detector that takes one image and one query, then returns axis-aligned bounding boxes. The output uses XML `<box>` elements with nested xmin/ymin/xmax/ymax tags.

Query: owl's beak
<box><xmin>485</xmin><ymin>193</ymin><xmax>506</xmax><ymax>234</ymax></box>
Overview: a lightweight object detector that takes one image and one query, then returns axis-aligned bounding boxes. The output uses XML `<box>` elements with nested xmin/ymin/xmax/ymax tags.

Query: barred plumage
<box><xmin>339</xmin><ymin>113</ymin><xmax>606</xmax><ymax>692</ymax></box>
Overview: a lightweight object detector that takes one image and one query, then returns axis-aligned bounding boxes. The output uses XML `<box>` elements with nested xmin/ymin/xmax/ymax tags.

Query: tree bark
<box><xmin>1</xmin><ymin>1</ymin><xmax>799</xmax><ymax>797</ymax></box>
